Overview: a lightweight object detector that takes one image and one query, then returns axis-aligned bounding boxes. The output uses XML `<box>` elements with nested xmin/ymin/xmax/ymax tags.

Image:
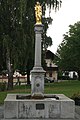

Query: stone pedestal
<box><xmin>4</xmin><ymin>94</ymin><xmax>75</xmax><ymax>119</ymax></box>
<box><xmin>31</xmin><ymin>68</ymin><xmax>45</xmax><ymax>97</ymax></box>
<box><xmin>31</xmin><ymin>24</ymin><xmax>45</xmax><ymax>97</ymax></box>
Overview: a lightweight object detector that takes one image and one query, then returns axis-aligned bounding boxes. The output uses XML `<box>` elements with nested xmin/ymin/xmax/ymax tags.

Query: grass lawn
<box><xmin>44</xmin><ymin>80</ymin><xmax>80</xmax><ymax>97</ymax></box>
<box><xmin>0</xmin><ymin>80</ymin><xmax>80</xmax><ymax>105</ymax></box>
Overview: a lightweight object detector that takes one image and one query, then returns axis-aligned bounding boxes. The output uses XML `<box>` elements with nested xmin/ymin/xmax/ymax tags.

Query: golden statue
<box><xmin>35</xmin><ymin>2</ymin><xmax>42</xmax><ymax>24</ymax></box>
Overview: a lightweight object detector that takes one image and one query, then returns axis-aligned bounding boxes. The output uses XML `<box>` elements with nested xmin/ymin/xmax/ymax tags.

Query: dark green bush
<box><xmin>71</xmin><ymin>92</ymin><xmax>80</xmax><ymax>105</ymax></box>
<box><xmin>0</xmin><ymin>82</ymin><xmax>7</xmax><ymax>91</ymax></box>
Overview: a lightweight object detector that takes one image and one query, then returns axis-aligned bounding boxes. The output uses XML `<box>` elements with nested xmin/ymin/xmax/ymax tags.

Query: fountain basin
<box><xmin>4</xmin><ymin>94</ymin><xmax>75</xmax><ymax>119</ymax></box>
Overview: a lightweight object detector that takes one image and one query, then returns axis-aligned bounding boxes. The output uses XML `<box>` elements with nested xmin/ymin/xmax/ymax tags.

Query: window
<box><xmin>50</xmin><ymin>63</ymin><xmax>52</xmax><ymax>67</ymax></box>
<box><xmin>49</xmin><ymin>72</ymin><xmax>52</xmax><ymax>77</ymax></box>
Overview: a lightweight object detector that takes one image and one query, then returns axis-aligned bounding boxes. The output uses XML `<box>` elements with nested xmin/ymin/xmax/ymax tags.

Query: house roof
<box><xmin>45</xmin><ymin>50</ymin><xmax>56</xmax><ymax>60</ymax></box>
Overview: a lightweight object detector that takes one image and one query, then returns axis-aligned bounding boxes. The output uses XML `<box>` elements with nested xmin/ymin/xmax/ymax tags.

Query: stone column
<box><xmin>34</xmin><ymin>24</ymin><xmax>42</xmax><ymax>67</ymax></box>
<box><xmin>31</xmin><ymin>24</ymin><xmax>45</xmax><ymax>98</ymax></box>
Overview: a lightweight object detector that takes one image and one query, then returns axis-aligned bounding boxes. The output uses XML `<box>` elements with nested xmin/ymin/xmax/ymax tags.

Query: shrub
<box><xmin>71</xmin><ymin>92</ymin><xmax>80</xmax><ymax>105</ymax></box>
<box><xmin>0</xmin><ymin>82</ymin><xmax>7</xmax><ymax>91</ymax></box>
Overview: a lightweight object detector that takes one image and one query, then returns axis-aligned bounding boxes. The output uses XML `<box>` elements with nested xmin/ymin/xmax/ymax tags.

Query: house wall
<box><xmin>52</xmin><ymin>71</ymin><xmax>58</xmax><ymax>81</ymax></box>
<box><xmin>46</xmin><ymin>59</ymin><xmax>56</xmax><ymax>67</ymax></box>
<box><xmin>46</xmin><ymin>71</ymin><xmax>58</xmax><ymax>81</ymax></box>
<box><xmin>45</xmin><ymin>59</ymin><xmax>58</xmax><ymax>81</ymax></box>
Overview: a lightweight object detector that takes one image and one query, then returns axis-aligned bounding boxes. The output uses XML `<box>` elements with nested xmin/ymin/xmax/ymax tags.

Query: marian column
<box><xmin>31</xmin><ymin>2</ymin><xmax>45</xmax><ymax>98</ymax></box>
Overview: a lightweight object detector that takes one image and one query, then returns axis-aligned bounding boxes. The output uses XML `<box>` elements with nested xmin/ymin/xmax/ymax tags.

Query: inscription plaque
<box><xmin>36</xmin><ymin>103</ymin><xmax>45</xmax><ymax>110</ymax></box>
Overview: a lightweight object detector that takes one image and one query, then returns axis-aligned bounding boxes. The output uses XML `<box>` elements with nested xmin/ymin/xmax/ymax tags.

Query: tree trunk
<box><xmin>27</xmin><ymin>68</ymin><xmax>30</xmax><ymax>85</ymax></box>
<box><xmin>6</xmin><ymin>48</ymin><xmax>13</xmax><ymax>90</ymax></box>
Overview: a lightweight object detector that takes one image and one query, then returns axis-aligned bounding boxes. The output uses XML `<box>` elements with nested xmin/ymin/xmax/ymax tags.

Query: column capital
<box><xmin>34</xmin><ymin>24</ymin><xmax>44</xmax><ymax>34</ymax></box>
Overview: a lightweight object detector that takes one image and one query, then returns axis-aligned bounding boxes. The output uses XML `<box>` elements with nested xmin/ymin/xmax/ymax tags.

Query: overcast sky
<box><xmin>47</xmin><ymin>0</ymin><xmax>80</xmax><ymax>53</ymax></box>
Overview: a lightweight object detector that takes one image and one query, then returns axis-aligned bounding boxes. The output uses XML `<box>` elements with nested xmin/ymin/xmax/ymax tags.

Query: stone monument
<box><xmin>3</xmin><ymin>2</ymin><xmax>75</xmax><ymax>120</ymax></box>
<box><xmin>31</xmin><ymin>1</ymin><xmax>45</xmax><ymax>98</ymax></box>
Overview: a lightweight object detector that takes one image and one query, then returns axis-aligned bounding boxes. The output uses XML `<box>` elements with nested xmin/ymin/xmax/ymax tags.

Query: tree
<box><xmin>55</xmin><ymin>21</ymin><xmax>80</xmax><ymax>79</ymax></box>
<box><xmin>0</xmin><ymin>0</ymin><xmax>62</xmax><ymax>89</ymax></box>
<box><xmin>0</xmin><ymin>0</ymin><xmax>32</xmax><ymax>89</ymax></box>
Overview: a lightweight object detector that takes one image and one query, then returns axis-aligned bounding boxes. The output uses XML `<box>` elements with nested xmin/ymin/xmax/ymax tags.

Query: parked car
<box><xmin>44</xmin><ymin>77</ymin><xmax>54</xmax><ymax>83</ymax></box>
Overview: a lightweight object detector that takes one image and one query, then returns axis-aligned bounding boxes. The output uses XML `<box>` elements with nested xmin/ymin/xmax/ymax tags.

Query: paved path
<box><xmin>0</xmin><ymin>105</ymin><xmax>80</xmax><ymax>120</ymax></box>
<box><xmin>0</xmin><ymin>105</ymin><xmax>4</xmax><ymax>120</ymax></box>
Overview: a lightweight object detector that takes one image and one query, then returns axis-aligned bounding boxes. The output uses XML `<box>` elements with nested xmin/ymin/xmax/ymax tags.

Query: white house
<box><xmin>45</xmin><ymin>50</ymin><xmax>58</xmax><ymax>82</ymax></box>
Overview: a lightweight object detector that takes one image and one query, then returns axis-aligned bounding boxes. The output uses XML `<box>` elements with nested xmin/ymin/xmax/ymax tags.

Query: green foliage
<box><xmin>0</xmin><ymin>82</ymin><xmax>7</xmax><ymax>91</ymax></box>
<box><xmin>55</xmin><ymin>21</ymin><xmax>80</xmax><ymax>78</ymax></box>
<box><xmin>0</xmin><ymin>0</ymin><xmax>62</xmax><ymax>71</ymax></box>
<box><xmin>71</xmin><ymin>92</ymin><xmax>80</xmax><ymax>100</ymax></box>
<box><xmin>0</xmin><ymin>92</ymin><xmax>7</xmax><ymax>104</ymax></box>
<box><xmin>71</xmin><ymin>92</ymin><xmax>80</xmax><ymax>105</ymax></box>
<box><xmin>0</xmin><ymin>0</ymin><xmax>34</xmax><ymax>71</ymax></box>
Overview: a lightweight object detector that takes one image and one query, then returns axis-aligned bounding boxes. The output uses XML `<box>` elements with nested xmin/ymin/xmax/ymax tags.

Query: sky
<box><xmin>46</xmin><ymin>0</ymin><xmax>80</xmax><ymax>53</ymax></box>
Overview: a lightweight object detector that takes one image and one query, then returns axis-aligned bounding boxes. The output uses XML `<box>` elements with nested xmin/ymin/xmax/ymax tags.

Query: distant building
<box><xmin>69</xmin><ymin>71</ymin><xmax>78</xmax><ymax>79</ymax></box>
<box><xmin>62</xmin><ymin>71</ymin><xmax>78</xmax><ymax>80</ymax></box>
<box><xmin>45</xmin><ymin>50</ymin><xmax>58</xmax><ymax>82</ymax></box>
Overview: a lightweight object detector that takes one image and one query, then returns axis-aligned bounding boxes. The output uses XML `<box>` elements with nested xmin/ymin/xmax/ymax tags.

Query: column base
<box><xmin>31</xmin><ymin>66</ymin><xmax>45</xmax><ymax>73</ymax></box>
<box><xmin>30</xmin><ymin>67</ymin><xmax>45</xmax><ymax>97</ymax></box>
